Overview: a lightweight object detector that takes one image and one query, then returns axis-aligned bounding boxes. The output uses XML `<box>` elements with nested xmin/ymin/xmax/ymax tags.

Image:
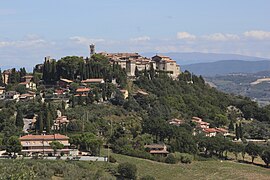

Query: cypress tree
<box><xmin>239</xmin><ymin>123</ymin><xmax>243</xmax><ymax>139</ymax></box>
<box><xmin>235</xmin><ymin>123</ymin><xmax>239</xmax><ymax>140</ymax></box>
<box><xmin>0</xmin><ymin>69</ymin><xmax>3</xmax><ymax>86</ymax></box>
<box><xmin>15</xmin><ymin>109</ymin><xmax>24</xmax><ymax>129</ymax></box>
<box><xmin>37</xmin><ymin>112</ymin><xmax>44</xmax><ymax>134</ymax></box>
<box><xmin>228</xmin><ymin>120</ymin><xmax>234</xmax><ymax>132</ymax></box>
<box><xmin>46</xmin><ymin>111</ymin><xmax>52</xmax><ymax>134</ymax></box>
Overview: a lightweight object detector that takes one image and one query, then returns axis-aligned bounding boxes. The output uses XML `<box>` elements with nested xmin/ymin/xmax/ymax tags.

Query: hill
<box><xmin>181</xmin><ymin>60</ymin><xmax>270</xmax><ymax>76</ymax></box>
<box><xmin>142</xmin><ymin>52</ymin><xmax>269</xmax><ymax>65</ymax></box>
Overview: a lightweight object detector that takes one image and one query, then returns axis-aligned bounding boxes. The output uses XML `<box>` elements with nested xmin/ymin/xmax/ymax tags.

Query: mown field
<box><xmin>0</xmin><ymin>152</ymin><xmax>269</xmax><ymax>180</ymax></box>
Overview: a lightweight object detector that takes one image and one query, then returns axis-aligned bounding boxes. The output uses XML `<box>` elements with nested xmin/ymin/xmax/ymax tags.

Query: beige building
<box><xmin>19</xmin><ymin>134</ymin><xmax>71</xmax><ymax>155</ymax></box>
<box><xmin>99</xmin><ymin>52</ymin><xmax>180</xmax><ymax>79</ymax></box>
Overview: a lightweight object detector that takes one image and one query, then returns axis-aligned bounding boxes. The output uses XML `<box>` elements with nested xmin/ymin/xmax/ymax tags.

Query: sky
<box><xmin>0</xmin><ymin>0</ymin><xmax>270</xmax><ymax>70</ymax></box>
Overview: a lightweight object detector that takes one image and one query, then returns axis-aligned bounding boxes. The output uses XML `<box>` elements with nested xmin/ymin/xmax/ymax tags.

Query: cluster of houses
<box><xmin>168</xmin><ymin>116</ymin><xmax>229</xmax><ymax>137</ymax></box>
<box><xmin>0</xmin><ymin>75</ymin><xmax>37</xmax><ymax>101</ymax></box>
<box><xmin>99</xmin><ymin>52</ymin><xmax>181</xmax><ymax>79</ymax></box>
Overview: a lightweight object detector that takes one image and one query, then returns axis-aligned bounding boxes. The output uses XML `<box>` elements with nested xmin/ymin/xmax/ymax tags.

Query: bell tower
<box><xmin>89</xmin><ymin>44</ymin><xmax>95</xmax><ymax>58</ymax></box>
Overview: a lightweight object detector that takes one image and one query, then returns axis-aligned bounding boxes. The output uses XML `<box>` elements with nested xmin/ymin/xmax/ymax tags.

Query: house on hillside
<box><xmin>144</xmin><ymin>144</ymin><xmax>169</xmax><ymax>156</ymax></box>
<box><xmin>19</xmin><ymin>82</ymin><xmax>37</xmax><ymax>90</ymax></box>
<box><xmin>21</xmin><ymin>75</ymin><xmax>33</xmax><ymax>83</ymax></box>
<box><xmin>75</xmin><ymin>87</ymin><xmax>90</xmax><ymax>97</ymax></box>
<box><xmin>120</xmin><ymin>89</ymin><xmax>129</xmax><ymax>99</ymax></box>
<box><xmin>192</xmin><ymin>117</ymin><xmax>210</xmax><ymax>129</ymax></box>
<box><xmin>59</xmin><ymin>78</ymin><xmax>73</xmax><ymax>88</ymax></box>
<box><xmin>54</xmin><ymin>116</ymin><xmax>69</xmax><ymax>130</ymax></box>
<box><xmin>168</xmin><ymin>118</ymin><xmax>184</xmax><ymax>126</ymax></box>
<box><xmin>81</xmin><ymin>78</ymin><xmax>105</xmax><ymax>84</ymax></box>
<box><xmin>5</xmin><ymin>91</ymin><xmax>20</xmax><ymax>100</ymax></box>
<box><xmin>0</xmin><ymin>86</ymin><xmax>5</xmax><ymax>95</ymax></box>
<box><xmin>19</xmin><ymin>134</ymin><xmax>71</xmax><ymax>156</ymax></box>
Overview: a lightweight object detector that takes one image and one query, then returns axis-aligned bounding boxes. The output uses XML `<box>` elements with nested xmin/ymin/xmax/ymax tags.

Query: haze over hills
<box><xmin>142</xmin><ymin>52</ymin><xmax>270</xmax><ymax>65</ymax></box>
<box><xmin>181</xmin><ymin>60</ymin><xmax>270</xmax><ymax>77</ymax></box>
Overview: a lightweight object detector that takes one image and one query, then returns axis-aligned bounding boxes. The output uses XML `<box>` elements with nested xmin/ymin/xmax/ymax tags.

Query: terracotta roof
<box><xmin>60</xmin><ymin>78</ymin><xmax>73</xmax><ymax>83</ymax></box>
<box><xmin>19</xmin><ymin>82</ymin><xmax>28</xmax><ymax>85</ymax></box>
<box><xmin>215</xmin><ymin>128</ymin><xmax>228</xmax><ymax>133</ymax></box>
<box><xmin>19</xmin><ymin>134</ymin><xmax>69</xmax><ymax>140</ymax></box>
<box><xmin>76</xmin><ymin>88</ymin><xmax>90</xmax><ymax>92</ymax></box>
<box><xmin>22</xmin><ymin>75</ymin><xmax>33</xmax><ymax>79</ymax></box>
<box><xmin>203</xmin><ymin>128</ymin><xmax>217</xmax><ymax>133</ymax></box>
<box><xmin>81</xmin><ymin>79</ymin><xmax>104</xmax><ymax>83</ymax></box>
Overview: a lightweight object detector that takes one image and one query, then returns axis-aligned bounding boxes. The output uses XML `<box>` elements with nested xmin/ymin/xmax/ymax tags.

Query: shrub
<box><xmin>108</xmin><ymin>155</ymin><xmax>117</xmax><ymax>163</ymax></box>
<box><xmin>180</xmin><ymin>153</ymin><xmax>193</xmax><ymax>164</ymax></box>
<box><xmin>118</xmin><ymin>162</ymin><xmax>137</xmax><ymax>179</ymax></box>
<box><xmin>165</xmin><ymin>154</ymin><xmax>176</xmax><ymax>164</ymax></box>
<box><xmin>173</xmin><ymin>152</ymin><xmax>193</xmax><ymax>164</ymax></box>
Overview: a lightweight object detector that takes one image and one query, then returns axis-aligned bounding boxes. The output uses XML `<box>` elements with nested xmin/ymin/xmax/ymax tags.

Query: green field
<box><xmin>0</xmin><ymin>153</ymin><xmax>269</xmax><ymax>180</ymax></box>
<box><xmin>111</xmin><ymin>153</ymin><xmax>270</xmax><ymax>180</ymax></box>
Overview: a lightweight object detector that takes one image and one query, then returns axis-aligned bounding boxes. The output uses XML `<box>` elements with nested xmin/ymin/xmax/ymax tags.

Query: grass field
<box><xmin>1</xmin><ymin>151</ymin><xmax>269</xmax><ymax>180</ymax></box>
<box><xmin>110</xmin><ymin>152</ymin><xmax>270</xmax><ymax>180</ymax></box>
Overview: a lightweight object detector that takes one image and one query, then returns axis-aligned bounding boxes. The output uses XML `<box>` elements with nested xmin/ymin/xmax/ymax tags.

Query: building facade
<box><xmin>19</xmin><ymin>134</ymin><xmax>71</xmax><ymax>155</ymax></box>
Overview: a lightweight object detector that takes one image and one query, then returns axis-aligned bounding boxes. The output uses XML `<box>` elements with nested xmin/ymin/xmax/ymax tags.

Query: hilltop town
<box><xmin>0</xmin><ymin>45</ymin><xmax>269</xmax><ymax>179</ymax></box>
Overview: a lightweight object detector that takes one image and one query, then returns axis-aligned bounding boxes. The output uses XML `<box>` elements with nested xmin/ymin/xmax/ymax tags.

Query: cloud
<box><xmin>130</xmin><ymin>36</ymin><xmax>150</xmax><ymax>42</ymax></box>
<box><xmin>0</xmin><ymin>35</ymin><xmax>46</xmax><ymax>48</ymax></box>
<box><xmin>70</xmin><ymin>36</ymin><xmax>105</xmax><ymax>45</ymax></box>
<box><xmin>244</xmin><ymin>30</ymin><xmax>270</xmax><ymax>40</ymax></box>
<box><xmin>176</xmin><ymin>32</ymin><xmax>196</xmax><ymax>40</ymax></box>
<box><xmin>203</xmin><ymin>33</ymin><xmax>240</xmax><ymax>41</ymax></box>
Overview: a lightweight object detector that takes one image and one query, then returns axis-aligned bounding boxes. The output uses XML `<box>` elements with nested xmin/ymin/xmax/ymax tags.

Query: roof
<box><xmin>60</xmin><ymin>78</ymin><xmax>73</xmax><ymax>83</ymax></box>
<box><xmin>215</xmin><ymin>128</ymin><xmax>228</xmax><ymax>133</ymax></box>
<box><xmin>149</xmin><ymin>150</ymin><xmax>169</xmax><ymax>154</ymax></box>
<box><xmin>76</xmin><ymin>88</ymin><xmax>90</xmax><ymax>92</ymax></box>
<box><xmin>81</xmin><ymin>79</ymin><xmax>104</xmax><ymax>83</ymax></box>
<box><xmin>22</xmin><ymin>75</ymin><xmax>33</xmax><ymax>79</ymax></box>
<box><xmin>144</xmin><ymin>144</ymin><xmax>166</xmax><ymax>149</ymax></box>
<box><xmin>19</xmin><ymin>82</ymin><xmax>29</xmax><ymax>85</ymax></box>
<box><xmin>19</xmin><ymin>134</ymin><xmax>69</xmax><ymax>140</ymax></box>
<box><xmin>0</xmin><ymin>86</ymin><xmax>5</xmax><ymax>90</ymax></box>
<box><xmin>137</xmin><ymin>90</ymin><xmax>149</xmax><ymax>96</ymax></box>
<box><xmin>203</xmin><ymin>128</ymin><xmax>217</xmax><ymax>133</ymax></box>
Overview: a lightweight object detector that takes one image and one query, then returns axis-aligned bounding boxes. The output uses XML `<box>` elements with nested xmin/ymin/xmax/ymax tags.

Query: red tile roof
<box><xmin>76</xmin><ymin>88</ymin><xmax>90</xmax><ymax>92</ymax></box>
<box><xmin>19</xmin><ymin>134</ymin><xmax>69</xmax><ymax>140</ymax></box>
<box><xmin>203</xmin><ymin>128</ymin><xmax>217</xmax><ymax>133</ymax></box>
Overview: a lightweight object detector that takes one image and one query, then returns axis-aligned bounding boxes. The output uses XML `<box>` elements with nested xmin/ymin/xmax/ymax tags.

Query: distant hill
<box><xmin>142</xmin><ymin>52</ymin><xmax>269</xmax><ymax>65</ymax></box>
<box><xmin>181</xmin><ymin>60</ymin><xmax>270</xmax><ymax>76</ymax></box>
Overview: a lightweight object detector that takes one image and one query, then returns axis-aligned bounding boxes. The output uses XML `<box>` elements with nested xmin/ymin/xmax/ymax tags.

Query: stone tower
<box><xmin>89</xmin><ymin>44</ymin><xmax>95</xmax><ymax>57</ymax></box>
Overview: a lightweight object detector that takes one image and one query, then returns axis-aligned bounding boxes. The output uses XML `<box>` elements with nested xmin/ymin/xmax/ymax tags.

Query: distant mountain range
<box><xmin>182</xmin><ymin>60</ymin><xmax>270</xmax><ymax>77</ymax></box>
<box><xmin>142</xmin><ymin>52</ymin><xmax>269</xmax><ymax>65</ymax></box>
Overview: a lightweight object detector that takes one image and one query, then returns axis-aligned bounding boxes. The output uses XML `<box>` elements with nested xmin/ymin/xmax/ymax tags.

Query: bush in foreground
<box><xmin>118</xmin><ymin>162</ymin><xmax>137</xmax><ymax>179</ymax></box>
<box><xmin>165</xmin><ymin>154</ymin><xmax>176</xmax><ymax>164</ymax></box>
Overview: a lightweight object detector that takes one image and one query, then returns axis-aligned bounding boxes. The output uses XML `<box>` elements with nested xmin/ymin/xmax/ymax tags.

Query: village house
<box><xmin>54</xmin><ymin>116</ymin><xmax>69</xmax><ymax>130</ymax></box>
<box><xmin>21</xmin><ymin>75</ymin><xmax>33</xmax><ymax>83</ymax></box>
<box><xmin>19</xmin><ymin>81</ymin><xmax>37</xmax><ymax>90</ymax></box>
<box><xmin>0</xmin><ymin>86</ymin><xmax>5</xmax><ymax>95</ymax></box>
<box><xmin>168</xmin><ymin>118</ymin><xmax>184</xmax><ymax>126</ymax></box>
<box><xmin>75</xmin><ymin>87</ymin><xmax>90</xmax><ymax>97</ymax></box>
<box><xmin>19</xmin><ymin>93</ymin><xmax>35</xmax><ymax>101</ymax></box>
<box><xmin>23</xmin><ymin>115</ymin><xmax>37</xmax><ymax>133</ymax></box>
<box><xmin>5</xmin><ymin>91</ymin><xmax>20</xmax><ymax>100</ymax></box>
<box><xmin>59</xmin><ymin>78</ymin><xmax>73</xmax><ymax>88</ymax></box>
<box><xmin>144</xmin><ymin>144</ymin><xmax>169</xmax><ymax>156</ymax></box>
<box><xmin>2</xmin><ymin>69</ymin><xmax>11</xmax><ymax>84</ymax></box>
<box><xmin>152</xmin><ymin>55</ymin><xmax>181</xmax><ymax>79</ymax></box>
<box><xmin>19</xmin><ymin>134</ymin><xmax>71</xmax><ymax>156</ymax></box>
<box><xmin>192</xmin><ymin>117</ymin><xmax>210</xmax><ymax>129</ymax></box>
<box><xmin>120</xmin><ymin>89</ymin><xmax>129</xmax><ymax>99</ymax></box>
<box><xmin>81</xmin><ymin>78</ymin><xmax>105</xmax><ymax>85</ymax></box>
<box><xmin>203</xmin><ymin>127</ymin><xmax>229</xmax><ymax>137</ymax></box>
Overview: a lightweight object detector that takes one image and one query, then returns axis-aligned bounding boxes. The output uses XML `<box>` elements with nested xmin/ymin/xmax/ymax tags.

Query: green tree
<box><xmin>261</xmin><ymin>149</ymin><xmax>270</xmax><ymax>167</ymax></box>
<box><xmin>15</xmin><ymin>109</ymin><xmax>24</xmax><ymax>129</ymax></box>
<box><xmin>49</xmin><ymin>141</ymin><xmax>64</xmax><ymax>156</ymax></box>
<box><xmin>0</xmin><ymin>69</ymin><xmax>4</xmax><ymax>86</ymax></box>
<box><xmin>6</xmin><ymin>136</ymin><xmax>22</xmax><ymax>155</ymax></box>
<box><xmin>214</xmin><ymin>114</ymin><xmax>228</xmax><ymax>127</ymax></box>
<box><xmin>37</xmin><ymin>112</ymin><xmax>44</xmax><ymax>133</ymax></box>
<box><xmin>118</xmin><ymin>162</ymin><xmax>137</xmax><ymax>180</ymax></box>
<box><xmin>245</xmin><ymin>142</ymin><xmax>261</xmax><ymax>163</ymax></box>
<box><xmin>228</xmin><ymin>120</ymin><xmax>234</xmax><ymax>132</ymax></box>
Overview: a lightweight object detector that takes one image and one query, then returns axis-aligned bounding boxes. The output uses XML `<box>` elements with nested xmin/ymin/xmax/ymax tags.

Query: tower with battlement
<box><xmin>89</xmin><ymin>44</ymin><xmax>95</xmax><ymax>58</ymax></box>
